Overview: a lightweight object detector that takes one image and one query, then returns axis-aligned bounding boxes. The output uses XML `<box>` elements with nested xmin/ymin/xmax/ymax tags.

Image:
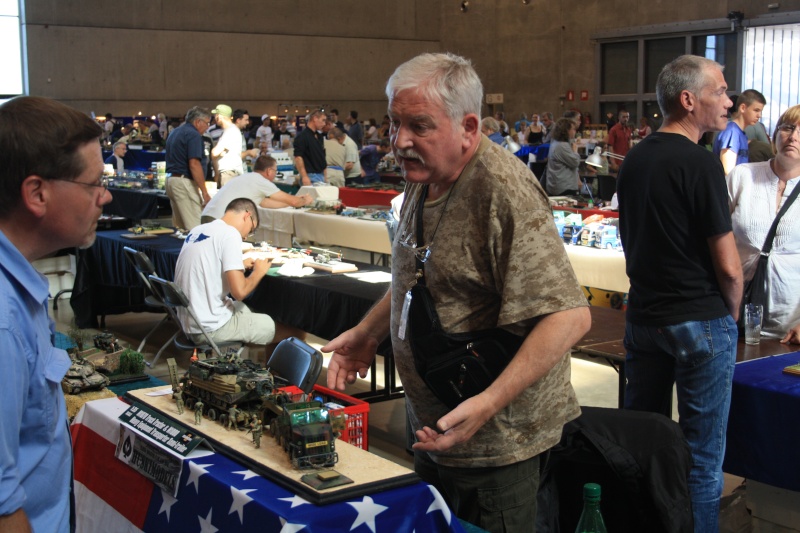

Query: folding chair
<box><xmin>122</xmin><ymin>246</ymin><xmax>181</xmax><ymax>367</ymax></box>
<box><xmin>147</xmin><ymin>275</ymin><xmax>242</xmax><ymax>361</ymax></box>
<box><xmin>266</xmin><ymin>337</ymin><xmax>323</xmax><ymax>394</ymax></box>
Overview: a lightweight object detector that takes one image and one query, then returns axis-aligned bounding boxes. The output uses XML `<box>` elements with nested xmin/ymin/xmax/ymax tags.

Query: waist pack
<box><xmin>408</xmin><ymin>282</ymin><xmax>523</xmax><ymax>409</ymax></box>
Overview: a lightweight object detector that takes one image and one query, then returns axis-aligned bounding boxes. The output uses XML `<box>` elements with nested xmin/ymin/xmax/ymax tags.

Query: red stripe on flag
<box><xmin>72</xmin><ymin>422</ymin><xmax>155</xmax><ymax>528</ymax></box>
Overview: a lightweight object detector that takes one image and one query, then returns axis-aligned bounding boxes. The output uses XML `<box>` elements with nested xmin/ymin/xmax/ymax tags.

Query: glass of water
<box><xmin>744</xmin><ymin>303</ymin><xmax>763</xmax><ymax>345</ymax></box>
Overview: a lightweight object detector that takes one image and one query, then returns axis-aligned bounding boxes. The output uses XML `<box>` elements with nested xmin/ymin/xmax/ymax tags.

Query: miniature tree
<box><xmin>118</xmin><ymin>349</ymin><xmax>145</xmax><ymax>375</ymax></box>
<box><xmin>67</xmin><ymin>321</ymin><xmax>89</xmax><ymax>352</ymax></box>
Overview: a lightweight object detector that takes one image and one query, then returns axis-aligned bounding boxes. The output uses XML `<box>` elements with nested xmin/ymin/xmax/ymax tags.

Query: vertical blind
<box><xmin>743</xmin><ymin>24</ymin><xmax>800</xmax><ymax>136</ymax></box>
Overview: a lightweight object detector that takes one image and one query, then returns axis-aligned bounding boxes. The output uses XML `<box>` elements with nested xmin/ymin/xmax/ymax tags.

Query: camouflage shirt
<box><xmin>390</xmin><ymin>136</ymin><xmax>586</xmax><ymax>468</ymax></box>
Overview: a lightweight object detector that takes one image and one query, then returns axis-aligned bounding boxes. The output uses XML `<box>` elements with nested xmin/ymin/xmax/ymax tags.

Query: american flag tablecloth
<box><xmin>72</xmin><ymin>397</ymin><xmax>465</xmax><ymax>533</ymax></box>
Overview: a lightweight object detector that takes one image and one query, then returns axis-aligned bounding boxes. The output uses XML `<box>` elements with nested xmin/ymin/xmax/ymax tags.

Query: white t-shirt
<box><xmin>201</xmin><ymin>172</ymin><xmax>281</xmax><ymax>220</ymax></box>
<box><xmin>174</xmin><ymin>220</ymin><xmax>244</xmax><ymax>333</ymax></box>
<box><xmin>216</xmin><ymin>126</ymin><xmax>244</xmax><ymax>174</ymax></box>
<box><xmin>256</xmin><ymin>125</ymin><xmax>273</xmax><ymax>147</ymax></box>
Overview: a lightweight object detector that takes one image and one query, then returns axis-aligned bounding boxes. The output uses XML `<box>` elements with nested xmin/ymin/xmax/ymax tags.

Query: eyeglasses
<box><xmin>49</xmin><ymin>177</ymin><xmax>109</xmax><ymax>192</ymax></box>
<box><xmin>397</xmin><ymin>233</ymin><xmax>432</xmax><ymax>263</ymax></box>
<box><xmin>777</xmin><ymin>123</ymin><xmax>800</xmax><ymax>137</ymax></box>
<box><xmin>247</xmin><ymin>212</ymin><xmax>257</xmax><ymax>238</ymax></box>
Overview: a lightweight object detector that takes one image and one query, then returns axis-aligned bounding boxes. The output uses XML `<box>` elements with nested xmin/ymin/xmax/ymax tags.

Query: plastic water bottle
<box><xmin>575</xmin><ymin>483</ymin><xmax>607</xmax><ymax>533</ymax></box>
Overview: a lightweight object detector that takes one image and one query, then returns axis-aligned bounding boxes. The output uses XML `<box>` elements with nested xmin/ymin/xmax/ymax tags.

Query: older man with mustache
<box><xmin>323</xmin><ymin>52</ymin><xmax>590</xmax><ymax>532</ymax></box>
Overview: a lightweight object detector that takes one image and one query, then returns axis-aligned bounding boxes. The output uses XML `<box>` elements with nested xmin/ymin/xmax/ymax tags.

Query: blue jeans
<box><xmin>308</xmin><ymin>172</ymin><xmax>325</xmax><ymax>184</ymax></box>
<box><xmin>623</xmin><ymin>316</ymin><xmax>737</xmax><ymax>533</ymax></box>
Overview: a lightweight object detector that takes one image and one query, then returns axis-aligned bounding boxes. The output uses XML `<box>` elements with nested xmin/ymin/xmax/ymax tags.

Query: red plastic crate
<box><xmin>279</xmin><ymin>384</ymin><xmax>369</xmax><ymax>450</ymax></box>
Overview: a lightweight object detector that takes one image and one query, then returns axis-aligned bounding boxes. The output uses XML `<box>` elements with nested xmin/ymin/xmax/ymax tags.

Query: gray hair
<box><xmin>112</xmin><ymin>141</ymin><xmax>127</xmax><ymax>151</ymax></box>
<box><xmin>306</xmin><ymin>109</ymin><xmax>325</xmax><ymax>123</ymax></box>
<box><xmin>331</xmin><ymin>127</ymin><xmax>346</xmax><ymax>141</ymax></box>
<box><xmin>185</xmin><ymin>106</ymin><xmax>211</xmax><ymax>124</ymax></box>
<box><xmin>657</xmin><ymin>55</ymin><xmax>724</xmax><ymax>120</ymax></box>
<box><xmin>385</xmin><ymin>52</ymin><xmax>483</xmax><ymax>122</ymax></box>
<box><xmin>481</xmin><ymin>117</ymin><xmax>499</xmax><ymax>133</ymax></box>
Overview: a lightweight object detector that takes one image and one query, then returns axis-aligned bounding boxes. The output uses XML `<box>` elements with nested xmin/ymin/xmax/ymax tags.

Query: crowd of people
<box><xmin>4</xmin><ymin>48</ymin><xmax>800</xmax><ymax>533</ymax></box>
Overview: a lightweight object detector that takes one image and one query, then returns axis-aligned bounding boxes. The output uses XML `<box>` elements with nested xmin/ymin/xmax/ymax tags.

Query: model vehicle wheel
<box><xmin>219</xmin><ymin>414</ymin><xmax>228</xmax><ymax>426</ymax></box>
<box><xmin>185</xmin><ymin>398</ymin><xmax>195</xmax><ymax>410</ymax></box>
<box><xmin>606</xmin><ymin>243</ymin><xmax>612</xmax><ymax>249</ymax></box>
<box><xmin>72</xmin><ymin>387</ymin><xmax>80</xmax><ymax>394</ymax></box>
<box><xmin>207</xmin><ymin>408</ymin><xmax>217</xmax><ymax>421</ymax></box>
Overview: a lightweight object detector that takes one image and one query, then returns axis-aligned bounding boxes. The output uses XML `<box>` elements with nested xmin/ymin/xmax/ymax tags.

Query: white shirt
<box><xmin>175</xmin><ymin>220</ymin><xmax>244</xmax><ymax>333</ymax></box>
<box><xmin>728</xmin><ymin>161</ymin><xmax>800</xmax><ymax>336</ymax></box>
<box><xmin>201</xmin><ymin>172</ymin><xmax>280</xmax><ymax>220</ymax></box>
<box><xmin>216</xmin><ymin>125</ymin><xmax>244</xmax><ymax>174</ymax></box>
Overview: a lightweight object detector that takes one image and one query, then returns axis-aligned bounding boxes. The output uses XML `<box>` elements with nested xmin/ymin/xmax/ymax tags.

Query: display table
<box><xmin>104</xmin><ymin>188</ymin><xmax>171</xmax><ymax>222</ymax></box>
<box><xmin>338</xmin><ymin>187</ymin><xmax>401</xmax><ymax>208</ymax></box>
<box><xmin>555</xmin><ymin>205</ymin><xmax>619</xmax><ymax>219</ymax></box>
<box><xmin>563</xmin><ymin>244</ymin><xmax>629</xmax><ymax>293</ymax></box>
<box><xmin>103</xmin><ymin>149</ymin><xmax>166</xmax><ymax>171</ymax></box>
<box><xmin>254</xmin><ymin>207</ymin><xmax>295</xmax><ymax>248</ymax></box>
<box><xmin>724</xmin><ymin>350</ymin><xmax>800</xmax><ymax>491</ymax></box>
<box><xmin>293</xmin><ymin>211</ymin><xmax>392</xmax><ymax>255</ymax></box>
<box><xmin>72</xmin><ymin>397</ymin><xmax>463</xmax><ymax>532</ymax></box>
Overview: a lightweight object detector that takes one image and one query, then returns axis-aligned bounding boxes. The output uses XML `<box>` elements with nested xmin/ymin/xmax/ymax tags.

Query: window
<box><xmin>692</xmin><ymin>34</ymin><xmax>739</xmax><ymax>91</ymax></box>
<box><xmin>645</xmin><ymin>38</ymin><xmax>685</xmax><ymax>93</ymax></box>
<box><xmin>601</xmin><ymin>42</ymin><xmax>637</xmax><ymax>95</ymax></box>
<box><xmin>743</xmin><ymin>24</ymin><xmax>800</xmax><ymax>136</ymax></box>
<box><xmin>596</xmin><ymin>24</ymin><xmax>741</xmax><ymax>129</ymax></box>
<box><xmin>0</xmin><ymin>0</ymin><xmax>23</xmax><ymax>100</ymax></box>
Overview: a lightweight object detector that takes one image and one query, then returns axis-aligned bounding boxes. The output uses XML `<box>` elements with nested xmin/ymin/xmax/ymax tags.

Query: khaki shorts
<box><xmin>191</xmin><ymin>302</ymin><xmax>275</xmax><ymax>346</ymax></box>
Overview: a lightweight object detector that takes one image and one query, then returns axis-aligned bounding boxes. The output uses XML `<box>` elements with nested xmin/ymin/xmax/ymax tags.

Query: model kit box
<box><xmin>280</xmin><ymin>384</ymin><xmax>370</xmax><ymax>451</ymax></box>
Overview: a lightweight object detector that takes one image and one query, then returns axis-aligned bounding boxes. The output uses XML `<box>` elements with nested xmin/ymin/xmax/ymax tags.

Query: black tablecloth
<box><xmin>71</xmin><ymin>230</ymin><xmax>391</xmax><ymax>342</ymax></box>
<box><xmin>245</xmin><ymin>267</ymin><xmax>389</xmax><ymax>342</ymax></box>
<box><xmin>103</xmin><ymin>188</ymin><xmax>171</xmax><ymax>222</ymax></box>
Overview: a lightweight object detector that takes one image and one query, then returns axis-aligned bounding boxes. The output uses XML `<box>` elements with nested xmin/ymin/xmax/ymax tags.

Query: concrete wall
<box><xmin>24</xmin><ymin>0</ymin><xmax>441</xmax><ymax>120</ymax></box>
<box><xmin>23</xmin><ymin>0</ymin><xmax>800</xmax><ymax>123</ymax></box>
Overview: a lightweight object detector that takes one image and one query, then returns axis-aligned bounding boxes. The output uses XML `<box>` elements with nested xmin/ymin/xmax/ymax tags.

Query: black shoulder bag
<box><xmin>406</xmin><ymin>185</ymin><xmax>524</xmax><ymax>409</ymax></box>
<box><xmin>740</xmin><ymin>180</ymin><xmax>800</xmax><ymax>328</ymax></box>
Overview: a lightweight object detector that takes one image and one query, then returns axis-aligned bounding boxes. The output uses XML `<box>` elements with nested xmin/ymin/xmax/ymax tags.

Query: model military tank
<box><xmin>62</xmin><ymin>356</ymin><xmax>110</xmax><ymax>395</ymax></box>
<box><xmin>172</xmin><ymin>352</ymin><xmax>291</xmax><ymax>427</ymax></box>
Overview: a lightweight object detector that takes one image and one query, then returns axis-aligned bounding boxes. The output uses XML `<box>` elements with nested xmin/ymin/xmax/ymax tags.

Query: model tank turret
<box><xmin>62</xmin><ymin>357</ymin><xmax>110</xmax><ymax>395</ymax></box>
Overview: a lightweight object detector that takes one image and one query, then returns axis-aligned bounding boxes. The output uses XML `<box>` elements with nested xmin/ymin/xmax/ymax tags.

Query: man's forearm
<box><xmin>355</xmin><ymin>289</ymin><xmax>392</xmax><ymax>343</ymax></box>
<box><xmin>189</xmin><ymin>160</ymin><xmax>208</xmax><ymax>195</ymax></box>
<box><xmin>482</xmin><ymin>306</ymin><xmax>591</xmax><ymax>415</ymax></box>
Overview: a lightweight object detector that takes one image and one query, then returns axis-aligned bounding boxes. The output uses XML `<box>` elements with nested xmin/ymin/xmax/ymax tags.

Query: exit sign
<box><xmin>485</xmin><ymin>93</ymin><xmax>504</xmax><ymax>104</ymax></box>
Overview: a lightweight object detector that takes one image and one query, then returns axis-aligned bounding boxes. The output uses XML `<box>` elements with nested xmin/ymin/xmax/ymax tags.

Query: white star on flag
<box><xmin>186</xmin><ymin>462</ymin><xmax>213</xmax><ymax>493</ymax></box>
<box><xmin>229</xmin><ymin>487</ymin><xmax>256</xmax><ymax>523</ymax></box>
<box><xmin>278</xmin><ymin>494</ymin><xmax>311</xmax><ymax>508</ymax></box>
<box><xmin>232</xmin><ymin>469</ymin><xmax>260</xmax><ymax>481</ymax></box>
<box><xmin>279</xmin><ymin>518</ymin><xmax>308</xmax><ymax>533</ymax></box>
<box><xmin>198</xmin><ymin>508</ymin><xmax>218</xmax><ymax>533</ymax></box>
<box><xmin>425</xmin><ymin>486</ymin><xmax>452</xmax><ymax>524</ymax></box>
<box><xmin>157</xmin><ymin>489</ymin><xmax>178</xmax><ymax>521</ymax></box>
<box><xmin>347</xmin><ymin>496</ymin><xmax>388</xmax><ymax>533</ymax></box>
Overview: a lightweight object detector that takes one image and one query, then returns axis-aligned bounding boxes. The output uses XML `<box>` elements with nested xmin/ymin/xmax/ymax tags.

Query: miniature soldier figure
<box><xmin>251</xmin><ymin>420</ymin><xmax>263</xmax><ymax>449</ymax></box>
<box><xmin>174</xmin><ymin>388</ymin><xmax>184</xmax><ymax>415</ymax></box>
<box><xmin>226</xmin><ymin>404</ymin><xmax>239</xmax><ymax>431</ymax></box>
<box><xmin>194</xmin><ymin>400</ymin><xmax>204</xmax><ymax>425</ymax></box>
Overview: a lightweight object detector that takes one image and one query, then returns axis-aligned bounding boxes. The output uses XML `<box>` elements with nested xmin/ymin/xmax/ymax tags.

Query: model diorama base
<box><xmin>125</xmin><ymin>386</ymin><xmax>417</xmax><ymax>505</ymax></box>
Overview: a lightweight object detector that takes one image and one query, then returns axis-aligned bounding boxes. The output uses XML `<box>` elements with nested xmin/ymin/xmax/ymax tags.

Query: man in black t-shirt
<box><xmin>293</xmin><ymin>110</ymin><xmax>327</xmax><ymax>186</ymax></box>
<box><xmin>617</xmin><ymin>55</ymin><xmax>743</xmax><ymax>532</ymax></box>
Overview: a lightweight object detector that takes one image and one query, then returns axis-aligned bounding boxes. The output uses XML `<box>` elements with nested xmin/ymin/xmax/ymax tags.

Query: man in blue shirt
<box><xmin>0</xmin><ymin>96</ymin><xmax>112</xmax><ymax>532</ymax></box>
<box><xmin>359</xmin><ymin>138</ymin><xmax>392</xmax><ymax>184</ymax></box>
<box><xmin>165</xmin><ymin>106</ymin><xmax>213</xmax><ymax>230</ymax></box>
<box><xmin>712</xmin><ymin>89</ymin><xmax>766</xmax><ymax>175</ymax></box>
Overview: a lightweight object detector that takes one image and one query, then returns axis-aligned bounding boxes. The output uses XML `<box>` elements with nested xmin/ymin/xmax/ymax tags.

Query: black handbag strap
<box><xmin>414</xmin><ymin>185</ymin><xmax>429</xmax><ymax>275</ymax></box>
<box><xmin>761</xmin><ymin>178</ymin><xmax>800</xmax><ymax>255</ymax></box>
